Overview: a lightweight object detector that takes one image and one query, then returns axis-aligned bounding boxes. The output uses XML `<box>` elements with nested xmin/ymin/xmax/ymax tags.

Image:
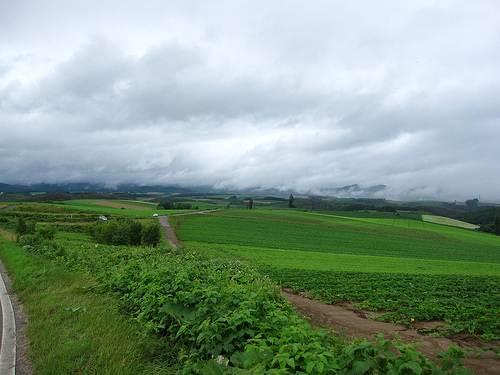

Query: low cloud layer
<box><xmin>1</xmin><ymin>1</ymin><xmax>500</xmax><ymax>202</ymax></box>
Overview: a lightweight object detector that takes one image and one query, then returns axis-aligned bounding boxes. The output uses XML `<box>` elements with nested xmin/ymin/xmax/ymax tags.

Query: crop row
<box><xmin>186</xmin><ymin>242</ymin><xmax>500</xmax><ymax>276</ymax></box>
<box><xmin>259</xmin><ymin>267</ymin><xmax>500</xmax><ymax>341</ymax></box>
<box><xmin>176</xmin><ymin>215</ymin><xmax>500</xmax><ymax>264</ymax></box>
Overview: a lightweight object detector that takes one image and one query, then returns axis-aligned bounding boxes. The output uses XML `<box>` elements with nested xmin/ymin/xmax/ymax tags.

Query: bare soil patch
<box><xmin>282</xmin><ymin>289</ymin><xmax>499</xmax><ymax>374</ymax></box>
<box><xmin>91</xmin><ymin>201</ymin><xmax>153</xmax><ymax>210</ymax></box>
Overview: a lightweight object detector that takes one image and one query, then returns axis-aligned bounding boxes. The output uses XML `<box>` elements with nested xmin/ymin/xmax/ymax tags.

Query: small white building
<box><xmin>99</xmin><ymin>216</ymin><xmax>108</xmax><ymax>221</ymax></box>
<box><xmin>153</xmin><ymin>213</ymin><xmax>158</xmax><ymax>217</ymax></box>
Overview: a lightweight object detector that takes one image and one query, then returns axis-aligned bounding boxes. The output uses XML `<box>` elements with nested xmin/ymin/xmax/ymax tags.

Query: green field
<box><xmin>174</xmin><ymin>209</ymin><xmax>500</xmax><ymax>340</ymax></box>
<box><xmin>422</xmin><ymin>214</ymin><xmax>480</xmax><ymax>230</ymax></box>
<box><xmin>175</xmin><ymin>211</ymin><xmax>500</xmax><ymax>264</ymax></box>
<box><xmin>1</xmin><ymin>201</ymin><xmax>498</xmax><ymax>373</ymax></box>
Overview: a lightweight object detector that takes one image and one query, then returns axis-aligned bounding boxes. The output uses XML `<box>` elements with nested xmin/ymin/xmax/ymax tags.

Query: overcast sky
<box><xmin>1</xmin><ymin>1</ymin><xmax>499</xmax><ymax>202</ymax></box>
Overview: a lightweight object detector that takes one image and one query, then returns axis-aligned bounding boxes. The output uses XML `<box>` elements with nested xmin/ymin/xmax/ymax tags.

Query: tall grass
<box><xmin>0</xmin><ymin>238</ymin><xmax>178</xmax><ymax>374</ymax></box>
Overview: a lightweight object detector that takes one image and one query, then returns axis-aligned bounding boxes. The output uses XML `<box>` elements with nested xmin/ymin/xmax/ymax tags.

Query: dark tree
<box><xmin>495</xmin><ymin>215</ymin><xmax>500</xmax><ymax>236</ymax></box>
<box><xmin>16</xmin><ymin>215</ymin><xmax>27</xmax><ymax>235</ymax></box>
<box><xmin>248</xmin><ymin>198</ymin><xmax>254</xmax><ymax>210</ymax></box>
<box><xmin>466</xmin><ymin>198</ymin><xmax>479</xmax><ymax>211</ymax></box>
<box><xmin>129</xmin><ymin>221</ymin><xmax>143</xmax><ymax>246</ymax></box>
<box><xmin>141</xmin><ymin>222</ymin><xmax>162</xmax><ymax>247</ymax></box>
<box><xmin>288</xmin><ymin>194</ymin><xmax>295</xmax><ymax>208</ymax></box>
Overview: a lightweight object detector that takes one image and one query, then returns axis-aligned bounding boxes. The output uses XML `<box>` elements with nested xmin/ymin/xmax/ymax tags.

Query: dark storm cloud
<box><xmin>1</xmin><ymin>0</ymin><xmax>499</xmax><ymax>202</ymax></box>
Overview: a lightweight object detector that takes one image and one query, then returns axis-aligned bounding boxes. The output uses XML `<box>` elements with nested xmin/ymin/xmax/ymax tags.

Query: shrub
<box><xmin>16</xmin><ymin>215</ymin><xmax>27</xmax><ymax>235</ymax></box>
<box><xmin>26</xmin><ymin>220</ymin><xmax>36</xmax><ymax>234</ymax></box>
<box><xmin>36</xmin><ymin>225</ymin><xmax>57</xmax><ymax>240</ymax></box>
<box><xmin>141</xmin><ymin>222</ymin><xmax>161</xmax><ymax>247</ymax></box>
<box><xmin>129</xmin><ymin>221</ymin><xmax>143</xmax><ymax>246</ymax></box>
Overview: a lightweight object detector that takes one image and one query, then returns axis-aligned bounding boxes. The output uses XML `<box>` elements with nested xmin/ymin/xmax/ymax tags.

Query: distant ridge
<box><xmin>0</xmin><ymin>182</ymin><xmax>389</xmax><ymax>199</ymax></box>
<box><xmin>0</xmin><ymin>182</ymin><xmax>191</xmax><ymax>195</ymax></box>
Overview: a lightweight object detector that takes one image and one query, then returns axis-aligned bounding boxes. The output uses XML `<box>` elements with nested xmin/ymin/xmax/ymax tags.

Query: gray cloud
<box><xmin>1</xmin><ymin>0</ymin><xmax>499</xmax><ymax>202</ymax></box>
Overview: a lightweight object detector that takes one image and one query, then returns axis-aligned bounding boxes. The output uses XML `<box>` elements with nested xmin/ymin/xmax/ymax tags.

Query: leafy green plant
<box><xmin>37</xmin><ymin>225</ymin><xmax>57</xmax><ymax>240</ymax></box>
<box><xmin>141</xmin><ymin>222</ymin><xmax>162</xmax><ymax>247</ymax></box>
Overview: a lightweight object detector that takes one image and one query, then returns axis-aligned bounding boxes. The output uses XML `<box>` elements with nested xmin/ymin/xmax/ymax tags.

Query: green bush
<box><xmin>26</xmin><ymin>220</ymin><xmax>36</xmax><ymax>234</ymax></box>
<box><xmin>88</xmin><ymin>219</ymin><xmax>145</xmax><ymax>246</ymax></box>
<box><xmin>36</xmin><ymin>225</ymin><xmax>57</xmax><ymax>240</ymax></box>
<box><xmin>16</xmin><ymin>215</ymin><xmax>27</xmax><ymax>235</ymax></box>
<box><xmin>141</xmin><ymin>222</ymin><xmax>161</xmax><ymax>247</ymax></box>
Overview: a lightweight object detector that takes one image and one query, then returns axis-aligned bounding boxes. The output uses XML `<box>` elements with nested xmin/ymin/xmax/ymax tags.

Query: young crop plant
<box><xmin>261</xmin><ymin>267</ymin><xmax>500</xmax><ymax>341</ymax></box>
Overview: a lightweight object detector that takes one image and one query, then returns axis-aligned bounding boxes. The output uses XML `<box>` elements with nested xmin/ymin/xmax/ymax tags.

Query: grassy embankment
<box><xmin>0</xmin><ymin>237</ymin><xmax>179</xmax><ymax>374</ymax></box>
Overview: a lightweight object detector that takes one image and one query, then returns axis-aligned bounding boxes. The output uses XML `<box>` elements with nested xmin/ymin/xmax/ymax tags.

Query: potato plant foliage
<box><xmin>28</xmin><ymin>240</ymin><xmax>470</xmax><ymax>374</ymax></box>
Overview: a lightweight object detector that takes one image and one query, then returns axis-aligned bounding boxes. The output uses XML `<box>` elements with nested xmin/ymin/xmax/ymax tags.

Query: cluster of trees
<box><xmin>26</xmin><ymin>192</ymin><xmax>127</xmax><ymax>202</ymax></box>
<box><xmin>157</xmin><ymin>200</ymin><xmax>193</xmax><ymax>210</ymax></box>
<box><xmin>16</xmin><ymin>215</ymin><xmax>57</xmax><ymax>240</ymax></box>
<box><xmin>477</xmin><ymin>214</ymin><xmax>500</xmax><ymax>235</ymax></box>
<box><xmin>87</xmin><ymin>219</ymin><xmax>162</xmax><ymax>247</ymax></box>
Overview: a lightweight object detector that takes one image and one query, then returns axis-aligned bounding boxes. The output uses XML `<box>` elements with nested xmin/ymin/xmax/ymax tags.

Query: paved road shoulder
<box><xmin>0</xmin><ymin>258</ymin><xmax>31</xmax><ymax>375</ymax></box>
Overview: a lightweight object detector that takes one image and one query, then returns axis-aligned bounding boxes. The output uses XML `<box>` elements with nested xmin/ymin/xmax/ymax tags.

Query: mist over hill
<box><xmin>0</xmin><ymin>181</ymin><xmax>486</xmax><ymax>204</ymax></box>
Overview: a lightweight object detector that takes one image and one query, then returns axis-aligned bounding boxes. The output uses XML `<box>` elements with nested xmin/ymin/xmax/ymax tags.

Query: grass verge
<box><xmin>0</xmin><ymin>237</ymin><xmax>178</xmax><ymax>374</ymax></box>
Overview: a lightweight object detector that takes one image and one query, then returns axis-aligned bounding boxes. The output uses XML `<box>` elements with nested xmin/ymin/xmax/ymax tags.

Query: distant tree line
<box><xmin>263</xmin><ymin>196</ymin><xmax>287</xmax><ymax>201</ymax></box>
<box><xmin>157</xmin><ymin>200</ymin><xmax>193</xmax><ymax>210</ymax></box>
<box><xmin>0</xmin><ymin>191</ymin><xmax>141</xmax><ymax>203</ymax></box>
<box><xmin>26</xmin><ymin>192</ymin><xmax>126</xmax><ymax>202</ymax></box>
<box><xmin>286</xmin><ymin>198</ymin><xmax>400</xmax><ymax>212</ymax></box>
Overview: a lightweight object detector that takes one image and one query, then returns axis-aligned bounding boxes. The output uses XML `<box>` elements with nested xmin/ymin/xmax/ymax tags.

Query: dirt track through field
<box><xmin>159</xmin><ymin>212</ymin><xmax>499</xmax><ymax>374</ymax></box>
<box><xmin>158</xmin><ymin>216</ymin><xmax>182</xmax><ymax>249</ymax></box>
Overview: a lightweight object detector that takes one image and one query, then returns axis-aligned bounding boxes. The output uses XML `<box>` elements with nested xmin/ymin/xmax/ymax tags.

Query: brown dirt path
<box><xmin>157</xmin><ymin>210</ymin><xmax>221</xmax><ymax>249</ymax></box>
<box><xmin>282</xmin><ymin>290</ymin><xmax>499</xmax><ymax>374</ymax></box>
<box><xmin>157</xmin><ymin>216</ymin><xmax>182</xmax><ymax>249</ymax></box>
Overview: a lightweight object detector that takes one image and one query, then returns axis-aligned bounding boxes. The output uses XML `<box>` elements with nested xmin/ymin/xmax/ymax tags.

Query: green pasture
<box><xmin>328</xmin><ymin>214</ymin><xmax>498</xmax><ymax>246</ymax></box>
<box><xmin>112</xmin><ymin>200</ymin><xmax>157</xmax><ymax>208</ymax></box>
<box><xmin>422</xmin><ymin>214</ymin><xmax>480</xmax><ymax>230</ymax></box>
<box><xmin>60</xmin><ymin>200</ymin><xmax>163</xmax><ymax>218</ymax></box>
<box><xmin>188</xmin><ymin>242</ymin><xmax>500</xmax><ymax>276</ymax></box>
<box><xmin>175</xmin><ymin>211</ymin><xmax>500</xmax><ymax>265</ymax></box>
